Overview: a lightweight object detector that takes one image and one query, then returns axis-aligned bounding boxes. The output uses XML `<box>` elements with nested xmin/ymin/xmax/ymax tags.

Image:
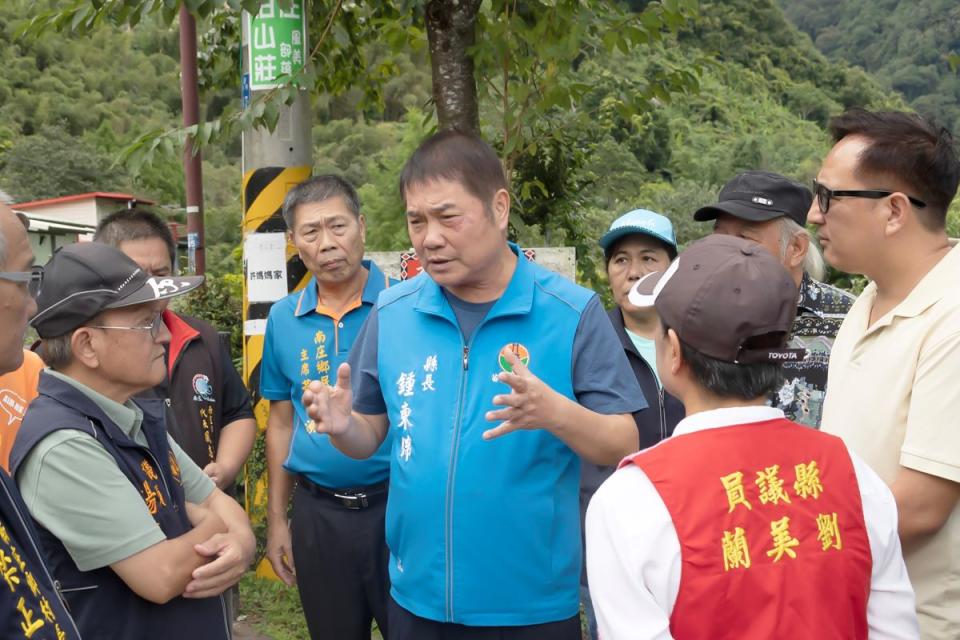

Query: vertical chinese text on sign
<box><xmin>245</xmin><ymin>0</ymin><xmax>308</xmax><ymax>90</ymax></box>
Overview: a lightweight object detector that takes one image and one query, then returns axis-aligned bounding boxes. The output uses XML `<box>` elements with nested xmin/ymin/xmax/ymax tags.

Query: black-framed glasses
<box><xmin>88</xmin><ymin>313</ymin><xmax>165</xmax><ymax>340</ymax></box>
<box><xmin>0</xmin><ymin>265</ymin><xmax>43</xmax><ymax>298</ymax></box>
<box><xmin>812</xmin><ymin>179</ymin><xmax>927</xmax><ymax>214</ymax></box>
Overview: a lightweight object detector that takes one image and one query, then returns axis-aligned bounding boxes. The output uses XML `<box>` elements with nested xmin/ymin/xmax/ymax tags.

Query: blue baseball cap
<box><xmin>599</xmin><ymin>209</ymin><xmax>678</xmax><ymax>258</ymax></box>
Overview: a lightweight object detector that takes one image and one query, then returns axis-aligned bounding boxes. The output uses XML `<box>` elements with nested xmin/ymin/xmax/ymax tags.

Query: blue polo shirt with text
<box><xmin>260</xmin><ymin>260</ymin><xmax>394</xmax><ymax>488</ymax></box>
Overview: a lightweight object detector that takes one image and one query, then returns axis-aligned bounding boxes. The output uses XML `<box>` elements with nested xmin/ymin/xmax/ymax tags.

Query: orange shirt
<box><xmin>0</xmin><ymin>349</ymin><xmax>44</xmax><ymax>471</ymax></box>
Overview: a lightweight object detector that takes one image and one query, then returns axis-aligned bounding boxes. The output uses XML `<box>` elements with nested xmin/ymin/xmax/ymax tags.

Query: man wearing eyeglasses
<box><xmin>0</xmin><ymin>209</ymin><xmax>45</xmax><ymax>470</ymax></box>
<box><xmin>8</xmin><ymin>242</ymin><xmax>255</xmax><ymax>640</ymax></box>
<box><xmin>811</xmin><ymin>108</ymin><xmax>960</xmax><ymax>640</ymax></box>
<box><xmin>695</xmin><ymin>171</ymin><xmax>855</xmax><ymax>428</ymax></box>
<box><xmin>94</xmin><ymin>209</ymin><xmax>256</xmax><ymax>496</ymax></box>
<box><xmin>0</xmin><ymin>203</ymin><xmax>82</xmax><ymax>639</ymax></box>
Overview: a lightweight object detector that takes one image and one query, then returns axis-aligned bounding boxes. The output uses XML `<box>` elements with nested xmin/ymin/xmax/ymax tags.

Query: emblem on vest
<box><xmin>192</xmin><ymin>373</ymin><xmax>215</xmax><ymax>403</ymax></box>
<box><xmin>498</xmin><ymin>343</ymin><xmax>530</xmax><ymax>373</ymax></box>
<box><xmin>0</xmin><ymin>389</ymin><xmax>27</xmax><ymax>426</ymax></box>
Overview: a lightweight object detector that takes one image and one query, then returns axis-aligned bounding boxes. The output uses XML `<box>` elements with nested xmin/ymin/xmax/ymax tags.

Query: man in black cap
<box><xmin>585</xmin><ymin>234</ymin><xmax>917</xmax><ymax>640</ymax></box>
<box><xmin>695</xmin><ymin>171</ymin><xmax>855</xmax><ymax>428</ymax></box>
<box><xmin>0</xmin><ymin>202</ymin><xmax>81</xmax><ymax>639</ymax></box>
<box><xmin>9</xmin><ymin>242</ymin><xmax>255</xmax><ymax>640</ymax></box>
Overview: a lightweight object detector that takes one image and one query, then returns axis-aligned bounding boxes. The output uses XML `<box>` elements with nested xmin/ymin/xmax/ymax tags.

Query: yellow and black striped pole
<box><xmin>241</xmin><ymin>165</ymin><xmax>312</xmax><ymax>433</ymax></box>
<box><xmin>241</xmin><ymin>166</ymin><xmax>310</xmax><ymax>580</ymax></box>
<box><xmin>241</xmin><ymin>2</ymin><xmax>313</xmax><ymax>580</ymax></box>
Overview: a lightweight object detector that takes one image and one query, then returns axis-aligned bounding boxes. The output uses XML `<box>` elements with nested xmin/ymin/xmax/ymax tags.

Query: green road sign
<box><xmin>246</xmin><ymin>0</ymin><xmax>308</xmax><ymax>91</ymax></box>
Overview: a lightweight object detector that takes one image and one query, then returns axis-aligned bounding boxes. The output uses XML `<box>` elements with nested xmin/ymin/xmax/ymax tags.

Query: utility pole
<box><xmin>240</xmin><ymin>0</ymin><xmax>312</xmax><ymax>581</ymax></box>
<box><xmin>179</xmin><ymin>5</ymin><xmax>205</xmax><ymax>274</ymax></box>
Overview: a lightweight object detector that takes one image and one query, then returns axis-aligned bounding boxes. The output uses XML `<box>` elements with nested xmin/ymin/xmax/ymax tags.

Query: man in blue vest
<box><xmin>303</xmin><ymin>130</ymin><xmax>645</xmax><ymax>639</ymax></box>
<box><xmin>261</xmin><ymin>175</ymin><xmax>395</xmax><ymax>639</ymax></box>
<box><xmin>0</xmin><ymin>201</ymin><xmax>81</xmax><ymax>639</ymax></box>
<box><xmin>10</xmin><ymin>242</ymin><xmax>255</xmax><ymax>640</ymax></box>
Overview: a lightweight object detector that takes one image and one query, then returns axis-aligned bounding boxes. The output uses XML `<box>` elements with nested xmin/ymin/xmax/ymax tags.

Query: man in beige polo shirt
<box><xmin>811</xmin><ymin>108</ymin><xmax>960</xmax><ymax>639</ymax></box>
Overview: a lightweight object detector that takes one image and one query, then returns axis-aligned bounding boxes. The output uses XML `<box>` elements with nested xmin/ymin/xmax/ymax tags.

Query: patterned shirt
<box><xmin>770</xmin><ymin>273</ymin><xmax>856</xmax><ymax>428</ymax></box>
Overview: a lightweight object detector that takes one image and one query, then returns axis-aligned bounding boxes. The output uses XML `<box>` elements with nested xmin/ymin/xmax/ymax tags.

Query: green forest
<box><xmin>6</xmin><ymin>0</ymin><xmax>957</xmax><ymax>288</ymax></box>
<box><xmin>780</xmin><ymin>0</ymin><xmax>960</xmax><ymax>135</ymax></box>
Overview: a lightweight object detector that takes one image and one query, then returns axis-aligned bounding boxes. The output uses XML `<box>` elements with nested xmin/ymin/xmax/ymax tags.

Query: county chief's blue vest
<box><xmin>378</xmin><ymin>245</ymin><xmax>592</xmax><ymax>626</ymax></box>
<box><xmin>10</xmin><ymin>373</ymin><xmax>230</xmax><ymax>640</ymax></box>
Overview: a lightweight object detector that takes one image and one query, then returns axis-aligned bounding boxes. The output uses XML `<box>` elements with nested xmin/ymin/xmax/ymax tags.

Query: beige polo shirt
<box><xmin>822</xmin><ymin>244</ymin><xmax>960</xmax><ymax>640</ymax></box>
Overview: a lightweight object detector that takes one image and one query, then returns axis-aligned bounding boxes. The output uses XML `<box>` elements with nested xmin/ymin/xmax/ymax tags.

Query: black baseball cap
<box><xmin>693</xmin><ymin>171</ymin><xmax>813</xmax><ymax>227</ymax></box>
<box><xmin>31</xmin><ymin>242</ymin><xmax>204</xmax><ymax>339</ymax></box>
<box><xmin>628</xmin><ymin>234</ymin><xmax>805</xmax><ymax>364</ymax></box>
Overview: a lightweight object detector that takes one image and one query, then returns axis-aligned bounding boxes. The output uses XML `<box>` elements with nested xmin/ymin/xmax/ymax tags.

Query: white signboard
<box><xmin>244</xmin><ymin>232</ymin><xmax>288</xmax><ymax>303</ymax></box>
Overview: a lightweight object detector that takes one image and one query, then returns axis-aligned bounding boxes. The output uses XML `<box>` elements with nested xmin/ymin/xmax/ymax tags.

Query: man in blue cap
<box><xmin>578</xmin><ymin>209</ymin><xmax>685</xmax><ymax>638</ymax></box>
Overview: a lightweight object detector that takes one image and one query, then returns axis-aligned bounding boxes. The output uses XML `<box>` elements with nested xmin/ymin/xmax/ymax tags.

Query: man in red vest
<box><xmin>585</xmin><ymin>234</ymin><xmax>918</xmax><ymax>639</ymax></box>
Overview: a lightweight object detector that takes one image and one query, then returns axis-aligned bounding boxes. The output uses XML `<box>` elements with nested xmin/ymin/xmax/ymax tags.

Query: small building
<box><xmin>13</xmin><ymin>192</ymin><xmax>155</xmax><ymax>228</ymax></box>
<box><xmin>16</xmin><ymin>214</ymin><xmax>96</xmax><ymax>264</ymax></box>
<box><xmin>12</xmin><ymin>192</ymin><xmax>157</xmax><ymax>264</ymax></box>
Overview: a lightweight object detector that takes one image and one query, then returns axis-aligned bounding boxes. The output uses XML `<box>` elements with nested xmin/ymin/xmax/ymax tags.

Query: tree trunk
<box><xmin>425</xmin><ymin>0</ymin><xmax>482</xmax><ymax>135</ymax></box>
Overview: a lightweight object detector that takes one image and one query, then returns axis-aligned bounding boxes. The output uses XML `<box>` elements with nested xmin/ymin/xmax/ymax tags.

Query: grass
<box><xmin>239</xmin><ymin>572</ymin><xmax>585</xmax><ymax>639</ymax></box>
<box><xmin>239</xmin><ymin>572</ymin><xmax>383</xmax><ymax>639</ymax></box>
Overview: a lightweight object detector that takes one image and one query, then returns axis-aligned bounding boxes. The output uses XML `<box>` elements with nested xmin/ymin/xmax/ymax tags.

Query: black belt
<box><xmin>297</xmin><ymin>477</ymin><xmax>388</xmax><ymax>510</ymax></box>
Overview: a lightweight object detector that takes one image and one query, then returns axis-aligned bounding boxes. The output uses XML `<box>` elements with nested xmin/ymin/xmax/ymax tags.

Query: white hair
<box><xmin>778</xmin><ymin>217</ymin><xmax>825</xmax><ymax>282</ymax></box>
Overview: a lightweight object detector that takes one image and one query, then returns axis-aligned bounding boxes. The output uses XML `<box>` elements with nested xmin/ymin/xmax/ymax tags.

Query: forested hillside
<box><xmin>2</xmin><ymin>0</ymin><xmax>945</xmax><ymax>290</ymax></box>
<box><xmin>780</xmin><ymin>0</ymin><xmax>960</xmax><ymax>134</ymax></box>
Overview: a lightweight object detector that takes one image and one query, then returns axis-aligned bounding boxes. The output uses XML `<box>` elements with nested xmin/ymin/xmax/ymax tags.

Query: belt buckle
<box><xmin>334</xmin><ymin>492</ymin><xmax>368</xmax><ymax>510</ymax></box>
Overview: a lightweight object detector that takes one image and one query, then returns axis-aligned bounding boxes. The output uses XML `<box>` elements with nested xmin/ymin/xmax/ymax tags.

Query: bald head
<box><xmin>0</xmin><ymin>203</ymin><xmax>37</xmax><ymax>374</ymax></box>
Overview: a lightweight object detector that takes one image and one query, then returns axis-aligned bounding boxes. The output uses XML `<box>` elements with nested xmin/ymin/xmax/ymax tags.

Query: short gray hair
<box><xmin>40</xmin><ymin>333</ymin><xmax>74</xmax><ymax>370</ymax></box>
<box><xmin>778</xmin><ymin>217</ymin><xmax>826</xmax><ymax>281</ymax></box>
<box><xmin>281</xmin><ymin>175</ymin><xmax>360</xmax><ymax>231</ymax></box>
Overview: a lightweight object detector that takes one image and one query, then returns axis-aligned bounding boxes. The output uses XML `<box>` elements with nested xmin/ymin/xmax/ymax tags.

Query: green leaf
<box><xmin>70</xmin><ymin>7</ymin><xmax>89</xmax><ymax>32</ymax></box>
<box><xmin>949</xmin><ymin>53</ymin><xmax>960</xmax><ymax>73</ymax></box>
<box><xmin>160</xmin><ymin>3</ymin><xmax>178</xmax><ymax>23</ymax></box>
<box><xmin>262</xmin><ymin>101</ymin><xmax>280</xmax><ymax>132</ymax></box>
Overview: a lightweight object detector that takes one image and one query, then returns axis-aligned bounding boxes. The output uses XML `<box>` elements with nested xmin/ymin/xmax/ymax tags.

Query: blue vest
<box><xmin>0</xmin><ymin>468</ymin><xmax>81</xmax><ymax>640</ymax></box>
<box><xmin>378</xmin><ymin>246</ymin><xmax>592</xmax><ymax>625</ymax></box>
<box><xmin>10</xmin><ymin>373</ymin><xmax>231</xmax><ymax>640</ymax></box>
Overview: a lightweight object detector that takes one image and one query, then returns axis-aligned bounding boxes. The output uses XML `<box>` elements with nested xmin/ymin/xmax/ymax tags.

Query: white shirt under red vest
<box><xmin>585</xmin><ymin>405</ymin><xmax>918</xmax><ymax>640</ymax></box>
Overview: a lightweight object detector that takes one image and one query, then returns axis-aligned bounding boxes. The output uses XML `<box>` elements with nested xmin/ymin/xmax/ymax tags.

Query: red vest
<box><xmin>623</xmin><ymin>418</ymin><xmax>872</xmax><ymax>639</ymax></box>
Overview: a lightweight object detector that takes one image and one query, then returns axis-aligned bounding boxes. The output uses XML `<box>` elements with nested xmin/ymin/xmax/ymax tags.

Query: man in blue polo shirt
<box><xmin>261</xmin><ymin>175</ymin><xmax>394</xmax><ymax>639</ymax></box>
<box><xmin>303</xmin><ymin>131</ymin><xmax>644</xmax><ymax>639</ymax></box>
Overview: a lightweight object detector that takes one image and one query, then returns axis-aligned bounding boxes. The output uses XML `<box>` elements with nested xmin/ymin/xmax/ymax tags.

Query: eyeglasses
<box><xmin>0</xmin><ymin>265</ymin><xmax>44</xmax><ymax>298</ymax></box>
<box><xmin>812</xmin><ymin>179</ymin><xmax>927</xmax><ymax>215</ymax></box>
<box><xmin>88</xmin><ymin>313</ymin><xmax>165</xmax><ymax>340</ymax></box>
